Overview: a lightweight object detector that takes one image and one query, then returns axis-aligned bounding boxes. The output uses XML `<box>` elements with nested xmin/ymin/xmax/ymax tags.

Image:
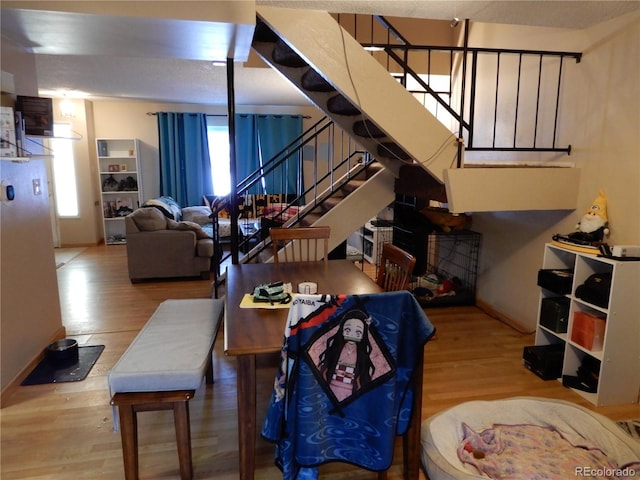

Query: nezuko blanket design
<box><xmin>261</xmin><ymin>291</ymin><xmax>436</xmax><ymax>479</ymax></box>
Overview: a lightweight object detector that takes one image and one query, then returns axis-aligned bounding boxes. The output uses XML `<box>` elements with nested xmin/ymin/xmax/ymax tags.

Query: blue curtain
<box><xmin>157</xmin><ymin>112</ymin><xmax>212</xmax><ymax>207</ymax></box>
<box><xmin>236</xmin><ymin>114</ymin><xmax>303</xmax><ymax>195</ymax></box>
<box><xmin>235</xmin><ymin>115</ymin><xmax>260</xmax><ymax>193</ymax></box>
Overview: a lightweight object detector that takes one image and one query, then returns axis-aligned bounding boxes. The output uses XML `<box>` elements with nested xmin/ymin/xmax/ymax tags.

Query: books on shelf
<box><xmin>0</xmin><ymin>106</ymin><xmax>17</xmax><ymax>157</ymax></box>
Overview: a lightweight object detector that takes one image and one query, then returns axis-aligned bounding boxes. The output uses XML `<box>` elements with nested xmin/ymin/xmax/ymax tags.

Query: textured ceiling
<box><xmin>261</xmin><ymin>1</ymin><xmax>640</xmax><ymax>29</ymax></box>
<box><xmin>2</xmin><ymin>1</ymin><xmax>639</xmax><ymax>106</ymax></box>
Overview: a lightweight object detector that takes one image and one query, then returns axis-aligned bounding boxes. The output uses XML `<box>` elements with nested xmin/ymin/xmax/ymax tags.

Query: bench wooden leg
<box><xmin>112</xmin><ymin>391</ymin><xmax>195</xmax><ymax>480</ymax></box>
<box><xmin>173</xmin><ymin>400</ymin><xmax>193</xmax><ymax>480</ymax></box>
<box><xmin>205</xmin><ymin>342</ymin><xmax>215</xmax><ymax>385</ymax></box>
<box><xmin>118</xmin><ymin>404</ymin><xmax>139</xmax><ymax>480</ymax></box>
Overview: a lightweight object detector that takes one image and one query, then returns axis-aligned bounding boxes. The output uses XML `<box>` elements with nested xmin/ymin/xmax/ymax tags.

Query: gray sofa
<box><xmin>125</xmin><ymin>206</ymin><xmax>215</xmax><ymax>282</ymax></box>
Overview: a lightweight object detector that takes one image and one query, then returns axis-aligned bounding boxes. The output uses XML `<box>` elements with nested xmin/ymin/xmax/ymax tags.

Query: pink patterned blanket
<box><xmin>262</xmin><ymin>203</ymin><xmax>302</xmax><ymax>223</ymax></box>
<box><xmin>457</xmin><ymin>423</ymin><xmax>640</xmax><ymax>480</ymax></box>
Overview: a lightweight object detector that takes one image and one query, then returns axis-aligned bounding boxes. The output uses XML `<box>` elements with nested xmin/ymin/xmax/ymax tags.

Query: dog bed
<box><xmin>421</xmin><ymin>397</ymin><xmax>640</xmax><ymax>480</ymax></box>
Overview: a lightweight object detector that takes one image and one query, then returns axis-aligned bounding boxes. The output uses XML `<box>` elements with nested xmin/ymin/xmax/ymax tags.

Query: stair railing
<box><xmin>342</xmin><ymin>14</ymin><xmax>582</xmax><ymax>157</ymax></box>
<box><xmin>219</xmin><ymin>116</ymin><xmax>372</xmax><ymax>265</ymax></box>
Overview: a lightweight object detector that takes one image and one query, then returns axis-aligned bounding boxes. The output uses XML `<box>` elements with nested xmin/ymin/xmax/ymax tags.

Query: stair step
<box><xmin>327</xmin><ymin>95</ymin><xmax>361</xmax><ymax>116</ymax></box>
<box><xmin>366</xmin><ymin>162</ymin><xmax>384</xmax><ymax>174</ymax></box>
<box><xmin>253</xmin><ymin>20</ymin><xmax>279</xmax><ymax>43</ymax></box>
<box><xmin>301</xmin><ymin>70</ymin><xmax>335</xmax><ymax>92</ymax></box>
<box><xmin>321</xmin><ymin>197</ymin><xmax>343</xmax><ymax>211</ymax></box>
<box><xmin>362</xmin><ymin>163</ymin><xmax>384</xmax><ymax>179</ymax></box>
<box><xmin>342</xmin><ymin>163</ymin><xmax>382</xmax><ymax>190</ymax></box>
<box><xmin>272</xmin><ymin>39</ymin><xmax>308</xmax><ymax>68</ymax></box>
<box><xmin>341</xmin><ymin>179</ymin><xmax>365</xmax><ymax>194</ymax></box>
<box><xmin>299</xmin><ymin>213</ymin><xmax>322</xmax><ymax>226</ymax></box>
<box><xmin>353</xmin><ymin>120</ymin><xmax>386</xmax><ymax>138</ymax></box>
<box><xmin>377</xmin><ymin>142</ymin><xmax>412</xmax><ymax>161</ymax></box>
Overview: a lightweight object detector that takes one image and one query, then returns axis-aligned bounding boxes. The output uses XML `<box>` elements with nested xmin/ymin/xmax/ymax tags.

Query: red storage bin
<box><xmin>571</xmin><ymin>311</ymin><xmax>606</xmax><ymax>351</ymax></box>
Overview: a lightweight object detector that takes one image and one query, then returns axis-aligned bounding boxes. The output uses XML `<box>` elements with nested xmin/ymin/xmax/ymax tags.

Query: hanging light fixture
<box><xmin>451</xmin><ymin>0</ymin><xmax>460</xmax><ymax>27</ymax></box>
<box><xmin>59</xmin><ymin>95</ymin><xmax>75</xmax><ymax>118</ymax></box>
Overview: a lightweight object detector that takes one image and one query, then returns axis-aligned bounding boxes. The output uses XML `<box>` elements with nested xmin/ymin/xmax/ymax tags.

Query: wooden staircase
<box><xmin>253</xmin><ymin>7</ymin><xmax>457</xmax><ymax>183</ymax></box>
<box><xmin>277</xmin><ymin>161</ymin><xmax>395</xmax><ymax>255</ymax></box>
<box><xmin>251</xmin><ymin>6</ymin><xmax>581</xmax><ymax>215</ymax></box>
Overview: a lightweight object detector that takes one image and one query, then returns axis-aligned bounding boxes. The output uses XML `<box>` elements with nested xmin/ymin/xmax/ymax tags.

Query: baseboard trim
<box><xmin>1</xmin><ymin>326</ymin><xmax>67</xmax><ymax>407</ymax></box>
<box><xmin>57</xmin><ymin>243</ymin><xmax>96</xmax><ymax>248</ymax></box>
<box><xmin>476</xmin><ymin>299</ymin><xmax>534</xmax><ymax>334</ymax></box>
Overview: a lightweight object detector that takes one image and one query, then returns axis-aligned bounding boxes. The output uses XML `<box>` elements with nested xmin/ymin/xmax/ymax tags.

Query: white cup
<box><xmin>298</xmin><ymin>282</ymin><xmax>317</xmax><ymax>294</ymax></box>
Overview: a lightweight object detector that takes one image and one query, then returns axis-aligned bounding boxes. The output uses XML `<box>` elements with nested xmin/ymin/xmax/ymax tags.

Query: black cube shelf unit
<box><xmin>393</xmin><ymin>194</ymin><xmax>430</xmax><ymax>274</ymax></box>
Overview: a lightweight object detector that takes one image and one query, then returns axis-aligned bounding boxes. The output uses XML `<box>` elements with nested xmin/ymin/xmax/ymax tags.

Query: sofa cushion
<box><xmin>131</xmin><ymin>207</ymin><xmax>168</xmax><ymax>231</ymax></box>
<box><xmin>182</xmin><ymin>206</ymin><xmax>212</xmax><ymax>226</ymax></box>
<box><xmin>167</xmin><ymin>219</ymin><xmax>210</xmax><ymax>240</ymax></box>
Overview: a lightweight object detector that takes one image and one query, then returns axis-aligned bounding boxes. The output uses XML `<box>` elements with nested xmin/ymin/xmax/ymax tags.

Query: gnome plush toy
<box><xmin>567</xmin><ymin>188</ymin><xmax>610</xmax><ymax>243</ymax></box>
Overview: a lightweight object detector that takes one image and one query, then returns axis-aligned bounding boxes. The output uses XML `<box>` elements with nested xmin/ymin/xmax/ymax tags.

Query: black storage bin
<box><xmin>523</xmin><ymin>343</ymin><xmax>564</xmax><ymax>380</ymax></box>
<box><xmin>392</xmin><ymin>223</ymin><xmax>429</xmax><ymax>275</ymax></box>
<box><xmin>575</xmin><ymin>272</ymin><xmax>612</xmax><ymax>308</ymax></box>
<box><xmin>537</xmin><ymin>268</ymin><xmax>573</xmax><ymax>295</ymax></box>
<box><xmin>539</xmin><ymin>297</ymin><xmax>570</xmax><ymax>333</ymax></box>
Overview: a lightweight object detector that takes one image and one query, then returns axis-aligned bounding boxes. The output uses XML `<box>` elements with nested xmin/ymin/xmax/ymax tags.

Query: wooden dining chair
<box><xmin>262</xmin><ymin>291</ymin><xmax>433</xmax><ymax>480</ymax></box>
<box><xmin>270</xmin><ymin>226</ymin><xmax>331</xmax><ymax>264</ymax></box>
<box><xmin>376</xmin><ymin>243</ymin><xmax>416</xmax><ymax>292</ymax></box>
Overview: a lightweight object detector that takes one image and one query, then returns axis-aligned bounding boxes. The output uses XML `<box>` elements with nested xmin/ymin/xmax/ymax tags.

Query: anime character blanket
<box><xmin>261</xmin><ymin>291</ymin><xmax>436</xmax><ymax>479</ymax></box>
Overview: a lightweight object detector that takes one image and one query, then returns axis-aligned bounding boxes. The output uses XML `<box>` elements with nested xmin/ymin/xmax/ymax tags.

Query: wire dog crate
<box><xmin>410</xmin><ymin>230</ymin><xmax>481</xmax><ymax>307</ymax></box>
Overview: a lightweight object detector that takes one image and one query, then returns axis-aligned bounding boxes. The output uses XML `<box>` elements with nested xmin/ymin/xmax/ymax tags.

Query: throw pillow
<box><xmin>182</xmin><ymin>206</ymin><xmax>212</xmax><ymax>226</ymax></box>
<box><xmin>131</xmin><ymin>207</ymin><xmax>167</xmax><ymax>231</ymax></box>
<box><xmin>167</xmin><ymin>219</ymin><xmax>210</xmax><ymax>240</ymax></box>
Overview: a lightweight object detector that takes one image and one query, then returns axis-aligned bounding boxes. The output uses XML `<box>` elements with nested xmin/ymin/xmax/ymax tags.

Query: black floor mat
<box><xmin>21</xmin><ymin>345</ymin><xmax>105</xmax><ymax>385</ymax></box>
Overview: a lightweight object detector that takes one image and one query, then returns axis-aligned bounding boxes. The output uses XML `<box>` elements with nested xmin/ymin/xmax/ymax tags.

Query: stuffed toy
<box><xmin>553</xmin><ymin>189</ymin><xmax>610</xmax><ymax>248</ymax></box>
<box><xmin>568</xmin><ymin>188</ymin><xmax>609</xmax><ymax>243</ymax></box>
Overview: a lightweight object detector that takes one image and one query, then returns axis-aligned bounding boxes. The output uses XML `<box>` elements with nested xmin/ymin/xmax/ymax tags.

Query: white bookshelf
<box><xmin>534</xmin><ymin>243</ymin><xmax>640</xmax><ymax>406</ymax></box>
<box><xmin>96</xmin><ymin>138</ymin><xmax>142</xmax><ymax>245</ymax></box>
<box><xmin>347</xmin><ymin>219</ymin><xmax>393</xmax><ymax>265</ymax></box>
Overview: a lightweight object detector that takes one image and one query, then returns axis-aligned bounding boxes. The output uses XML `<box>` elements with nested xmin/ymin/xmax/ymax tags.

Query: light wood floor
<box><xmin>2</xmin><ymin>245</ymin><xmax>638</xmax><ymax>479</ymax></box>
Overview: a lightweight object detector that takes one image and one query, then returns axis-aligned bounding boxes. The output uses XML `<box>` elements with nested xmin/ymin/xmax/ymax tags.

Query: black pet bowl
<box><xmin>46</xmin><ymin>339</ymin><xmax>79</xmax><ymax>365</ymax></box>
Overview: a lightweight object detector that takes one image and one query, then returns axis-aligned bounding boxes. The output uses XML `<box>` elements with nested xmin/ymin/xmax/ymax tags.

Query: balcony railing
<box><xmin>339</xmin><ymin>14</ymin><xmax>582</xmax><ymax>162</ymax></box>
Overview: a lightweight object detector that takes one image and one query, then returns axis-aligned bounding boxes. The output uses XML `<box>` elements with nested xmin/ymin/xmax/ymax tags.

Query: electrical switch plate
<box><xmin>33</xmin><ymin>178</ymin><xmax>41</xmax><ymax>195</ymax></box>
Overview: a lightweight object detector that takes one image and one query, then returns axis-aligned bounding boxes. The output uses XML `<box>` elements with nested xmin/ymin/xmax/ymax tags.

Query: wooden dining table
<box><xmin>223</xmin><ymin>260</ymin><xmax>383</xmax><ymax>480</ymax></box>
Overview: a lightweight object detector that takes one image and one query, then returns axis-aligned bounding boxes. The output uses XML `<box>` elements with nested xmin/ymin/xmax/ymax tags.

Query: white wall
<box><xmin>472</xmin><ymin>13</ymin><xmax>640</xmax><ymax>330</ymax></box>
<box><xmin>1</xmin><ymin>34</ymin><xmax>64</xmax><ymax>394</ymax></box>
<box><xmin>0</xmin><ymin>159</ymin><xmax>64</xmax><ymax>391</ymax></box>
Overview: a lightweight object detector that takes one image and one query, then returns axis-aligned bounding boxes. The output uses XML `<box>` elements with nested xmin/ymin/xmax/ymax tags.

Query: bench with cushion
<box><xmin>108</xmin><ymin>298</ymin><xmax>224</xmax><ymax>480</ymax></box>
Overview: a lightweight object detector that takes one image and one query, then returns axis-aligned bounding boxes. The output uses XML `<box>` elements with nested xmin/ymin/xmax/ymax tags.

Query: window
<box><xmin>51</xmin><ymin>123</ymin><xmax>79</xmax><ymax>217</ymax></box>
<box><xmin>206</xmin><ymin>124</ymin><xmax>231</xmax><ymax>196</ymax></box>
